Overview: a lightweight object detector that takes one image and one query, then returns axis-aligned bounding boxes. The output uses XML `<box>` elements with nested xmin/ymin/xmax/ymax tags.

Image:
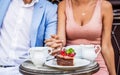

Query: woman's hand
<box><xmin>44</xmin><ymin>35</ymin><xmax>63</xmax><ymax>55</ymax></box>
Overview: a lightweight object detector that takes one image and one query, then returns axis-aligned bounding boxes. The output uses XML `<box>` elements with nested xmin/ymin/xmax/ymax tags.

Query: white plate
<box><xmin>45</xmin><ymin>58</ymin><xmax>90</xmax><ymax>70</ymax></box>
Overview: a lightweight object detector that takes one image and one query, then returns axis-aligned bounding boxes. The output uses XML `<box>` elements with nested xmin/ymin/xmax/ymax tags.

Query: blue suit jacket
<box><xmin>0</xmin><ymin>0</ymin><xmax>57</xmax><ymax>47</ymax></box>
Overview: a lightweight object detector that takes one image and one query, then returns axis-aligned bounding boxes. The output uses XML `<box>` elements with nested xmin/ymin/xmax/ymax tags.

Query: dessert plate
<box><xmin>45</xmin><ymin>58</ymin><xmax>90</xmax><ymax>70</ymax></box>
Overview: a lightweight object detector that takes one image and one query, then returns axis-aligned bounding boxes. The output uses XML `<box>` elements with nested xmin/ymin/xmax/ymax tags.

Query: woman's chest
<box><xmin>66</xmin><ymin>20</ymin><xmax>102</xmax><ymax>40</ymax></box>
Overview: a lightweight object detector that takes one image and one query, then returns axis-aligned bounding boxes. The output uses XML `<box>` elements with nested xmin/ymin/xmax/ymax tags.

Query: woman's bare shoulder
<box><xmin>101</xmin><ymin>0</ymin><xmax>112</xmax><ymax>11</ymax></box>
<box><xmin>58</xmin><ymin>0</ymin><xmax>65</xmax><ymax>7</ymax></box>
<box><xmin>58</xmin><ymin>0</ymin><xmax>66</xmax><ymax>11</ymax></box>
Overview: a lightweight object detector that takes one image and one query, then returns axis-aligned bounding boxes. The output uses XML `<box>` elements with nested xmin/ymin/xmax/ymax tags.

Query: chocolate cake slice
<box><xmin>56</xmin><ymin>55</ymin><xmax>73</xmax><ymax>66</ymax></box>
<box><xmin>56</xmin><ymin>48</ymin><xmax>76</xmax><ymax>66</ymax></box>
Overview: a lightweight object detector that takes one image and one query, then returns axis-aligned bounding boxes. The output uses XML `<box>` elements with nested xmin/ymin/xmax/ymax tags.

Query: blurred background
<box><xmin>109</xmin><ymin>0</ymin><xmax>120</xmax><ymax>75</ymax></box>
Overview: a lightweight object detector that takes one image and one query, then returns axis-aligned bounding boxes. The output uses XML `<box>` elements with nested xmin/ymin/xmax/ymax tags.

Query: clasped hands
<box><xmin>44</xmin><ymin>35</ymin><xmax>64</xmax><ymax>55</ymax></box>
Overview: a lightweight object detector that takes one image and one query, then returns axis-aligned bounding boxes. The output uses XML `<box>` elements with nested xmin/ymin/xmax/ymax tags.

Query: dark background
<box><xmin>109</xmin><ymin>0</ymin><xmax>120</xmax><ymax>75</ymax></box>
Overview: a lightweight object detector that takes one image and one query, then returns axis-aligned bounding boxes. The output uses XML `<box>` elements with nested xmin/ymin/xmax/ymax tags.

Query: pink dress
<box><xmin>65</xmin><ymin>0</ymin><xmax>109</xmax><ymax>75</ymax></box>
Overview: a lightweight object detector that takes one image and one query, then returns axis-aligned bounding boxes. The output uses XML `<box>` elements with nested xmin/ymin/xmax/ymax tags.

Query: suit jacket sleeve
<box><xmin>44</xmin><ymin>3</ymin><xmax>58</xmax><ymax>40</ymax></box>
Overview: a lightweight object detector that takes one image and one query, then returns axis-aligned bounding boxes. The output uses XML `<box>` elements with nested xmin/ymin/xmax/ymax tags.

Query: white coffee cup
<box><xmin>80</xmin><ymin>44</ymin><xmax>101</xmax><ymax>61</ymax></box>
<box><xmin>65</xmin><ymin>44</ymin><xmax>101</xmax><ymax>61</ymax></box>
<box><xmin>29</xmin><ymin>47</ymin><xmax>52</xmax><ymax>67</ymax></box>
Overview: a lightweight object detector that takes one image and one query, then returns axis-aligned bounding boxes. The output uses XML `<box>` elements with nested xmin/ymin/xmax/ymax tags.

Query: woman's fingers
<box><xmin>45</xmin><ymin>38</ymin><xmax>63</xmax><ymax>46</ymax></box>
<box><xmin>44</xmin><ymin>35</ymin><xmax>58</xmax><ymax>43</ymax></box>
<box><xmin>51</xmin><ymin>35</ymin><xmax>59</xmax><ymax>39</ymax></box>
<box><xmin>44</xmin><ymin>35</ymin><xmax>64</xmax><ymax>49</ymax></box>
<box><xmin>44</xmin><ymin>38</ymin><xmax>56</xmax><ymax>46</ymax></box>
<box><xmin>45</xmin><ymin>39</ymin><xmax>62</xmax><ymax>48</ymax></box>
<box><xmin>45</xmin><ymin>41</ymin><xmax>54</xmax><ymax>46</ymax></box>
<box><xmin>50</xmin><ymin>43</ymin><xmax>62</xmax><ymax>49</ymax></box>
<box><xmin>44</xmin><ymin>38</ymin><xmax>54</xmax><ymax>43</ymax></box>
<box><xmin>55</xmin><ymin>39</ymin><xmax>63</xmax><ymax>43</ymax></box>
<box><xmin>51</xmin><ymin>49</ymin><xmax>61</xmax><ymax>56</ymax></box>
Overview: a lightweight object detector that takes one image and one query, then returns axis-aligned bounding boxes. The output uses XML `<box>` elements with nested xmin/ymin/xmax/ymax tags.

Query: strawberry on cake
<box><xmin>56</xmin><ymin>48</ymin><xmax>76</xmax><ymax>66</ymax></box>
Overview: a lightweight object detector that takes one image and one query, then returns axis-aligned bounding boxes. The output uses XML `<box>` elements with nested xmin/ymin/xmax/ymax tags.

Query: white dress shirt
<box><xmin>0</xmin><ymin>0</ymin><xmax>38</xmax><ymax>65</ymax></box>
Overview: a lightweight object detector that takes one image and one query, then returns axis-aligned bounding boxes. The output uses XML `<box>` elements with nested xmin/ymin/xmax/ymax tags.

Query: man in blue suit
<box><xmin>0</xmin><ymin>0</ymin><xmax>57</xmax><ymax>75</ymax></box>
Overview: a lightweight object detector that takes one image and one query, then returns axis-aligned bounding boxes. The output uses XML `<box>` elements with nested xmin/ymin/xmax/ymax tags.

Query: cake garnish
<box><xmin>60</xmin><ymin>48</ymin><xmax>76</xmax><ymax>57</ymax></box>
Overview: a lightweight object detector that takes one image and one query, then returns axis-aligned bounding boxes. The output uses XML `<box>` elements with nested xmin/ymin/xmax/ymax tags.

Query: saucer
<box><xmin>45</xmin><ymin>58</ymin><xmax>90</xmax><ymax>70</ymax></box>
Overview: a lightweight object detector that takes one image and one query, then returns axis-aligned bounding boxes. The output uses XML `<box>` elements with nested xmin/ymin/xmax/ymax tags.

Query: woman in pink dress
<box><xmin>45</xmin><ymin>0</ymin><xmax>116</xmax><ymax>75</ymax></box>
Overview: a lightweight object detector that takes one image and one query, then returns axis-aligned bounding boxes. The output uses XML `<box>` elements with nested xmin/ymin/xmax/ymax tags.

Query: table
<box><xmin>19</xmin><ymin>60</ymin><xmax>99</xmax><ymax>75</ymax></box>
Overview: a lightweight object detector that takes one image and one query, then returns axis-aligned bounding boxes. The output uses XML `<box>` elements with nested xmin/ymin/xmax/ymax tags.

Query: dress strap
<box><xmin>65</xmin><ymin>0</ymin><xmax>73</xmax><ymax>21</ymax></box>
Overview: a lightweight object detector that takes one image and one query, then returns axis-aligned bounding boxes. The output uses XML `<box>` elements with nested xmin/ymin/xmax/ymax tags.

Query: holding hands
<box><xmin>44</xmin><ymin>35</ymin><xmax>64</xmax><ymax>55</ymax></box>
